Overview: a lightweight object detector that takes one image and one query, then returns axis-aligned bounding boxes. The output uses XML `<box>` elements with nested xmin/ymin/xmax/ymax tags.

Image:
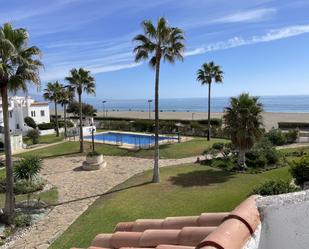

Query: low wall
<box><xmin>39</xmin><ymin>128</ymin><xmax>64</xmax><ymax>136</ymax></box>
<box><xmin>0</xmin><ymin>134</ymin><xmax>23</xmax><ymax>152</ymax></box>
<box><xmin>257</xmin><ymin>190</ymin><xmax>309</xmax><ymax>249</ymax></box>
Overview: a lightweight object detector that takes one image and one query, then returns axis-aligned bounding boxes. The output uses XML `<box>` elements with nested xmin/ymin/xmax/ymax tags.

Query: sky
<box><xmin>1</xmin><ymin>0</ymin><xmax>309</xmax><ymax>100</ymax></box>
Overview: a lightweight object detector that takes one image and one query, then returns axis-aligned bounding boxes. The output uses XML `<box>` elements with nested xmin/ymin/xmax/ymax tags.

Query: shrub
<box><xmin>266</xmin><ymin>128</ymin><xmax>287</xmax><ymax>146</ymax></box>
<box><xmin>14</xmin><ymin>213</ymin><xmax>32</xmax><ymax>227</ymax></box>
<box><xmin>0</xmin><ymin>141</ymin><xmax>4</xmax><ymax>148</ymax></box>
<box><xmin>38</xmin><ymin>122</ymin><xmax>54</xmax><ymax>130</ymax></box>
<box><xmin>87</xmin><ymin>151</ymin><xmax>101</xmax><ymax>157</ymax></box>
<box><xmin>58</xmin><ymin>120</ymin><xmax>74</xmax><ymax>128</ymax></box>
<box><xmin>289</xmin><ymin>157</ymin><xmax>309</xmax><ymax>187</ymax></box>
<box><xmin>13</xmin><ymin>178</ymin><xmax>45</xmax><ymax>194</ymax></box>
<box><xmin>212</xmin><ymin>143</ymin><xmax>224</xmax><ymax>150</ymax></box>
<box><xmin>251</xmin><ymin>180</ymin><xmax>298</xmax><ymax>196</ymax></box>
<box><xmin>14</xmin><ymin>156</ymin><xmax>42</xmax><ymax>182</ymax></box>
<box><xmin>24</xmin><ymin>116</ymin><xmax>37</xmax><ymax>129</ymax></box>
<box><xmin>285</xmin><ymin>129</ymin><xmax>298</xmax><ymax>143</ymax></box>
<box><xmin>26</xmin><ymin>129</ymin><xmax>40</xmax><ymax>144</ymax></box>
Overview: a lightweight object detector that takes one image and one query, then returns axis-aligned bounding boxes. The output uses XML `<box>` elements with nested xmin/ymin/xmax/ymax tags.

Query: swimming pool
<box><xmin>85</xmin><ymin>132</ymin><xmax>177</xmax><ymax>147</ymax></box>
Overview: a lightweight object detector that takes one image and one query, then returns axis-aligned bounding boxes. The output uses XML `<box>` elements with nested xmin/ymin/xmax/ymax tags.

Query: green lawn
<box><xmin>0</xmin><ymin>169</ymin><xmax>58</xmax><ymax>208</ymax></box>
<box><xmin>50</xmin><ymin>164</ymin><xmax>290</xmax><ymax>249</ymax></box>
<box><xmin>18</xmin><ymin>137</ymin><xmax>228</xmax><ymax>159</ymax></box>
<box><xmin>23</xmin><ymin>134</ymin><xmax>64</xmax><ymax>145</ymax></box>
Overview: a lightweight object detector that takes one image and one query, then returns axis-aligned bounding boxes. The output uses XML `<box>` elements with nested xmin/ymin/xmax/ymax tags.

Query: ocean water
<box><xmin>84</xmin><ymin>95</ymin><xmax>309</xmax><ymax>113</ymax></box>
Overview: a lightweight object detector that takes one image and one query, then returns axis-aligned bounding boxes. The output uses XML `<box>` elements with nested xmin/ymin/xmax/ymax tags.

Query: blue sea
<box><xmin>84</xmin><ymin>95</ymin><xmax>309</xmax><ymax>113</ymax></box>
<box><xmin>33</xmin><ymin>94</ymin><xmax>309</xmax><ymax>113</ymax></box>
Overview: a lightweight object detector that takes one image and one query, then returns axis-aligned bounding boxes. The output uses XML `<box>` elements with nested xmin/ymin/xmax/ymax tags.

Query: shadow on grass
<box><xmin>169</xmin><ymin>168</ymin><xmax>235</xmax><ymax>187</ymax></box>
<box><xmin>46</xmin><ymin>180</ymin><xmax>152</xmax><ymax>208</ymax></box>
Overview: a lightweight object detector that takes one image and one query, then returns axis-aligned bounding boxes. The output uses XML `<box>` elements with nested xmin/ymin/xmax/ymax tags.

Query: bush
<box><xmin>278</xmin><ymin>122</ymin><xmax>309</xmax><ymax>129</ymax></box>
<box><xmin>38</xmin><ymin>122</ymin><xmax>54</xmax><ymax>130</ymax></box>
<box><xmin>266</xmin><ymin>128</ymin><xmax>287</xmax><ymax>146</ymax></box>
<box><xmin>285</xmin><ymin>129</ymin><xmax>298</xmax><ymax>143</ymax></box>
<box><xmin>58</xmin><ymin>120</ymin><xmax>74</xmax><ymax>128</ymax></box>
<box><xmin>87</xmin><ymin>151</ymin><xmax>101</xmax><ymax>157</ymax></box>
<box><xmin>14</xmin><ymin>213</ymin><xmax>32</xmax><ymax>227</ymax></box>
<box><xmin>14</xmin><ymin>156</ymin><xmax>42</xmax><ymax>182</ymax></box>
<box><xmin>251</xmin><ymin>180</ymin><xmax>298</xmax><ymax>196</ymax></box>
<box><xmin>212</xmin><ymin>143</ymin><xmax>224</xmax><ymax>150</ymax></box>
<box><xmin>13</xmin><ymin>178</ymin><xmax>45</xmax><ymax>194</ymax></box>
<box><xmin>26</xmin><ymin>129</ymin><xmax>40</xmax><ymax>144</ymax></box>
<box><xmin>289</xmin><ymin>157</ymin><xmax>309</xmax><ymax>187</ymax></box>
<box><xmin>24</xmin><ymin>116</ymin><xmax>37</xmax><ymax>129</ymax></box>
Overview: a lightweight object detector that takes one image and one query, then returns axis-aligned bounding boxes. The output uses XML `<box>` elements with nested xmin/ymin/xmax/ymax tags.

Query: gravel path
<box><xmin>9</xmin><ymin>155</ymin><xmax>197</xmax><ymax>249</ymax></box>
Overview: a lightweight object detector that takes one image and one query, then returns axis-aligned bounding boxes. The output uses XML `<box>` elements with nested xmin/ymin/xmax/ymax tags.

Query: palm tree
<box><xmin>133</xmin><ymin>17</ymin><xmax>185</xmax><ymax>183</ymax></box>
<box><xmin>58</xmin><ymin>86</ymin><xmax>74</xmax><ymax>138</ymax></box>
<box><xmin>197</xmin><ymin>61</ymin><xmax>223</xmax><ymax>141</ymax></box>
<box><xmin>0</xmin><ymin>23</ymin><xmax>42</xmax><ymax>221</ymax></box>
<box><xmin>43</xmin><ymin>81</ymin><xmax>63</xmax><ymax>137</ymax></box>
<box><xmin>65</xmin><ymin>68</ymin><xmax>95</xmax><ymax>152</ymax></box>
<box><xmin>223</xmin><ymin>93</ymin><xmax>264</xmax><ymax>169</ymax></box>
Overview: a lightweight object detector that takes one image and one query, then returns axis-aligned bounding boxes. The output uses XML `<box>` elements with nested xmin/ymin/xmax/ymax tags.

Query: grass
<box><xmin>0</xmin><ymin>169</ymin><xmax>58</xmax><ymax>207</ymax></box>
<box><xmin>18</xmin><ymin>137</ymin><xmax>228</xmax><ymax>159</ymax></box>
<box><xmin>50</xmin><ymin>164</ymin><xmax>290</xmax><ymax>249</ymax></box>
<box><xmin>23</xmin><ymin>133</ymin><xmax>64</xmax><ymax>145</ymax></box>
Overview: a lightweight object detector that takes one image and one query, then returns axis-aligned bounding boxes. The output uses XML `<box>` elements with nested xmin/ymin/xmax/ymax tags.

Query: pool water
<box><xmin>85</xmin><ymin>132</ymin><xmax>177</xmax><ymax>147</ymax></box>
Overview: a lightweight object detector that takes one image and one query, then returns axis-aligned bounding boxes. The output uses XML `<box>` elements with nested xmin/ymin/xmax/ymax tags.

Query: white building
<box><xmin>0</xmin><ymin>96</ymin><xmax>50</xmax><ymax>134</ymax></box>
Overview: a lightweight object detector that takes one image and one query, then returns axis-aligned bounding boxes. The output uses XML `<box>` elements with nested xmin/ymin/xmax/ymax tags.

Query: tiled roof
<box><xmin>71</xmin><ymin>196</ymin><xmax>260</xmax><ymax>249</ymax></box>
<box><xmin>30</xmin><ymin>102</ymin><xmax>49</xmax><ymax>106</ymax></box>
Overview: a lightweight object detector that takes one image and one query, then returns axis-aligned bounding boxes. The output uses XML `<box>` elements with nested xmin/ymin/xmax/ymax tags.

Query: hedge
<box><xmin>278</xmin><ymin>122</ymin><xmax>309</xmax><ymax>129</ymax></box>
<box><xmin>38</xmin><ymin>120</ymin><xmax>74</xmax><ymax>130</ymax></box>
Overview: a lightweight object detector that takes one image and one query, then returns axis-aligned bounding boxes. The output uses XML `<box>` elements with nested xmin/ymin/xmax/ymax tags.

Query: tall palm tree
<box><xmin>43</xmin><ymin>81</ymin><xmax>63</xmax><ymax>137</ymax></box>
<box><xmin>133</xmin><ymin>17</ymin><xmax>185</xmax><ymax>183</ymax></box>
<box><xmin>197</xmin><ymin>61</ymin><xmax>223</xmax><ymax>141</ymax></box>
<box><xmin>65</xmin><ymin>68</ymin><xmax>95</xmax><ymax>153</ymax></box>
<box><xmin>223</xmin><ymin>93</ymin><xmax>264</xmax><ymax>169</ymax></box>
<box><xmin>58</xmin><ymin>86</ymin><xmax>74</xmax><ymax>138</ymax></box>
<box><xmin>0</xmin><ymin>23</ymin><xmax>42</xmax><ymax>221</ymax></box>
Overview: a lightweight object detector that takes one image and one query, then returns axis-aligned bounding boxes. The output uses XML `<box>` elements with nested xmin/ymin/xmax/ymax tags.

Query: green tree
<box><xmin>27</xmin><ymin>129</ymin><xmax>40</xmax><ymax>144</ymax></box>
<box><xmin>133</xmin><ymin>17</ymin><xmax>185</xmax><ymax>183</ymax></box>
<box><xmin>58</xmin><ymin>86</ymin><xmax>74</xmax><ymax>138</ymax></box>
<box><xmin>43</xmin><ymin>81</ymin><xmax>63</xmax><ymax>137</ymax></box>
<box><xmin>223</xmin><ymin>93</ymin><xmax>264</xmax><ymax>169</ymax></box>
<box><xmin>197</xmin><ymin>61</ymin><xmax>223</xmax><ymax>141</ymax></box>
<box><xmin>24</xmin><ymin>116</ymin><xmax>37</xmax><ymax>129</ymax></box>
<box><xmin>65</xmin><ymin>68</ymin><xmax>95</xmax><ymax>153</ymax></box>
<box><xmin>0</xmin><ymin>23</ymin><xmax>42</xmax><ymax>221</ymax></box>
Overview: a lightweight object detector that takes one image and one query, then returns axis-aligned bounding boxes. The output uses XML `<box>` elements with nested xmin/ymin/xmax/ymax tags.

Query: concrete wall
<box><xmin>0</xmin><ymin>134</ymin><xmax>23</xmax><ymax>152</ymax></box>
<box><xmin>257</xmin><ymin>191</ymin><xmax>309</xmax><ymax>249</ymax></box>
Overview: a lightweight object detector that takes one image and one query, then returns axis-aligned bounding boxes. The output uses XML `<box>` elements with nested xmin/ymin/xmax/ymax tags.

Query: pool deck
<box><xmin>84</xmin><ymin>131</ymin><xmax>190</xmax><ymax>149</ymax></box>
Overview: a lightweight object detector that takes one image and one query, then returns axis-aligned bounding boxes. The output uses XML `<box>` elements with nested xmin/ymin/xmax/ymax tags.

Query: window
<box><xmin>16</xmin><ymin>124</ymin><xmax>20</xmax><ymax>129</ymax></box>
<box><xmin>31</xmin><ymin>111</ymin><xmax>36</xmax><ymax>117</ymax></box>
<box><xmin>41</xmin><ymin>110</ymin><xmax>45</xmax><ymax>117</ymax></box>
<box><xmin>9</xmin><ymin>111</ymin><xmax>12</xmax><ymax>118</ymax></box>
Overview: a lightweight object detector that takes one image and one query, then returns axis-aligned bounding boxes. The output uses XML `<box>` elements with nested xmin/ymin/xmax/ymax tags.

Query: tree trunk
<box><xmin>64</xmin><ymin>103</ymin><xmax>67</xmax><ymax>139</ymax></box>
<box><xmin>207</xmin><ymin>83</ymin><xmax>211</xmax><ymax>141</ymax></box>
<box><xmin>78</xmin><ymin>93</ymin><xmax>83</xmax><ymax>153</ymax></box>
<box><xmin>153</xmin><ymin>53</ymin><xmax>161</xmax><ymax>183</ymax></box>
<box><xmin>238</xmin><ymin>149</ymin><xmax>246</xmax><ymax>170</ymax></box>
<box><xmin>54</xmin><ymin>101</ymin><xmax>59</xmax><ymax>137</ymax></box>
<box><xmin>1</xmin><ymin>85</ymin><xmax>15</xmax><ymax>222</ymax></box>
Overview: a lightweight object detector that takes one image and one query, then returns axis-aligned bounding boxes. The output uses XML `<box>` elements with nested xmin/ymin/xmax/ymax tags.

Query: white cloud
<box><xmin>213</xmin><ymin>8</ymin><xmax>277</xmax><ymax>23</ymax></box>
<box><xmin>186</xmin><ymin>24</ymin><xmax>309</xmax><ymax>57</ymax></box>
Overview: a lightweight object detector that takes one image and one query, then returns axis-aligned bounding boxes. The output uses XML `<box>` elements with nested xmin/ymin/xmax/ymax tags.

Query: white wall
<box><xmin>0</xmin><ymin>134</ymin><xmax>23</xmax><ymax>152</ymax></box>
<box><xmin>257</xmin><ymin>191</ymin><xmax>309</xmax><ymax>249</ymax></box>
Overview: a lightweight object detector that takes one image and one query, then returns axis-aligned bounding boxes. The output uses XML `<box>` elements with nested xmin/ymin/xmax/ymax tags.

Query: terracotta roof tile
<box><xmin>72</xmin><ymin>196</ymin><xmax>260</xmax><ymax>249</ymax></box>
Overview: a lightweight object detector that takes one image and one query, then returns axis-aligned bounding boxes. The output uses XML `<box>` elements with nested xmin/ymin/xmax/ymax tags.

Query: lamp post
<box><xmin>148</xmin><ymin>99</ymin><xmax>152</xmax><ymax>120</ymax></box>
<box><xmin>102</xmin><ymin>101</ymin><xmax>106</xmax><ymax>118</ymax></box>
<box><xmin>192</xmin><ymin>112</ymin><xmax>195</xmax><ymax>120</ymax></box>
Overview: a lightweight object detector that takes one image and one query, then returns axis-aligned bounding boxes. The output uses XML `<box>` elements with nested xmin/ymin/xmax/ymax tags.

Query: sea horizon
<box><xmin>30</xmin><ymin>94</ymin><xmax>309</xmax><ymax>113</ymax></box>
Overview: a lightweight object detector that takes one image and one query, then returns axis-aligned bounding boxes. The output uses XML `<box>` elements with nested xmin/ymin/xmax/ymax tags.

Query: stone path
<box><xmin>9</xmin><ymin>155</ymin><xmax>197</xmax><ymax>249</ymax></box>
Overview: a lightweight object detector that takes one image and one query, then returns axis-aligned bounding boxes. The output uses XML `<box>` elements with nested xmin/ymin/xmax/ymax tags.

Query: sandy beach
<box><xmin>100</xmin><ymin>111</ymin><xmax>309</xmax><ymax>131</ymax></box>
<box><xmin>50</xmin><ymin>110</ymin><xmax>309</xmax><ymax>131</ymax></box>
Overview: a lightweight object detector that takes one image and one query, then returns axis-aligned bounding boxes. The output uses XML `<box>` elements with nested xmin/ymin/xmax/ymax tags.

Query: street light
<box><xmin>192</xmin><ymin>112</ymin><xmax>195</xmax><ymax>120</ymax></box>
<box><xmin>148</xmin><ymin>99</ymin><xmax>152</xmax><ymax>120</ymax></box>
<box><xmin>102</xmin><ymin>101</ymin><xmax>106</xmax><ymax>118</ymax></box>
